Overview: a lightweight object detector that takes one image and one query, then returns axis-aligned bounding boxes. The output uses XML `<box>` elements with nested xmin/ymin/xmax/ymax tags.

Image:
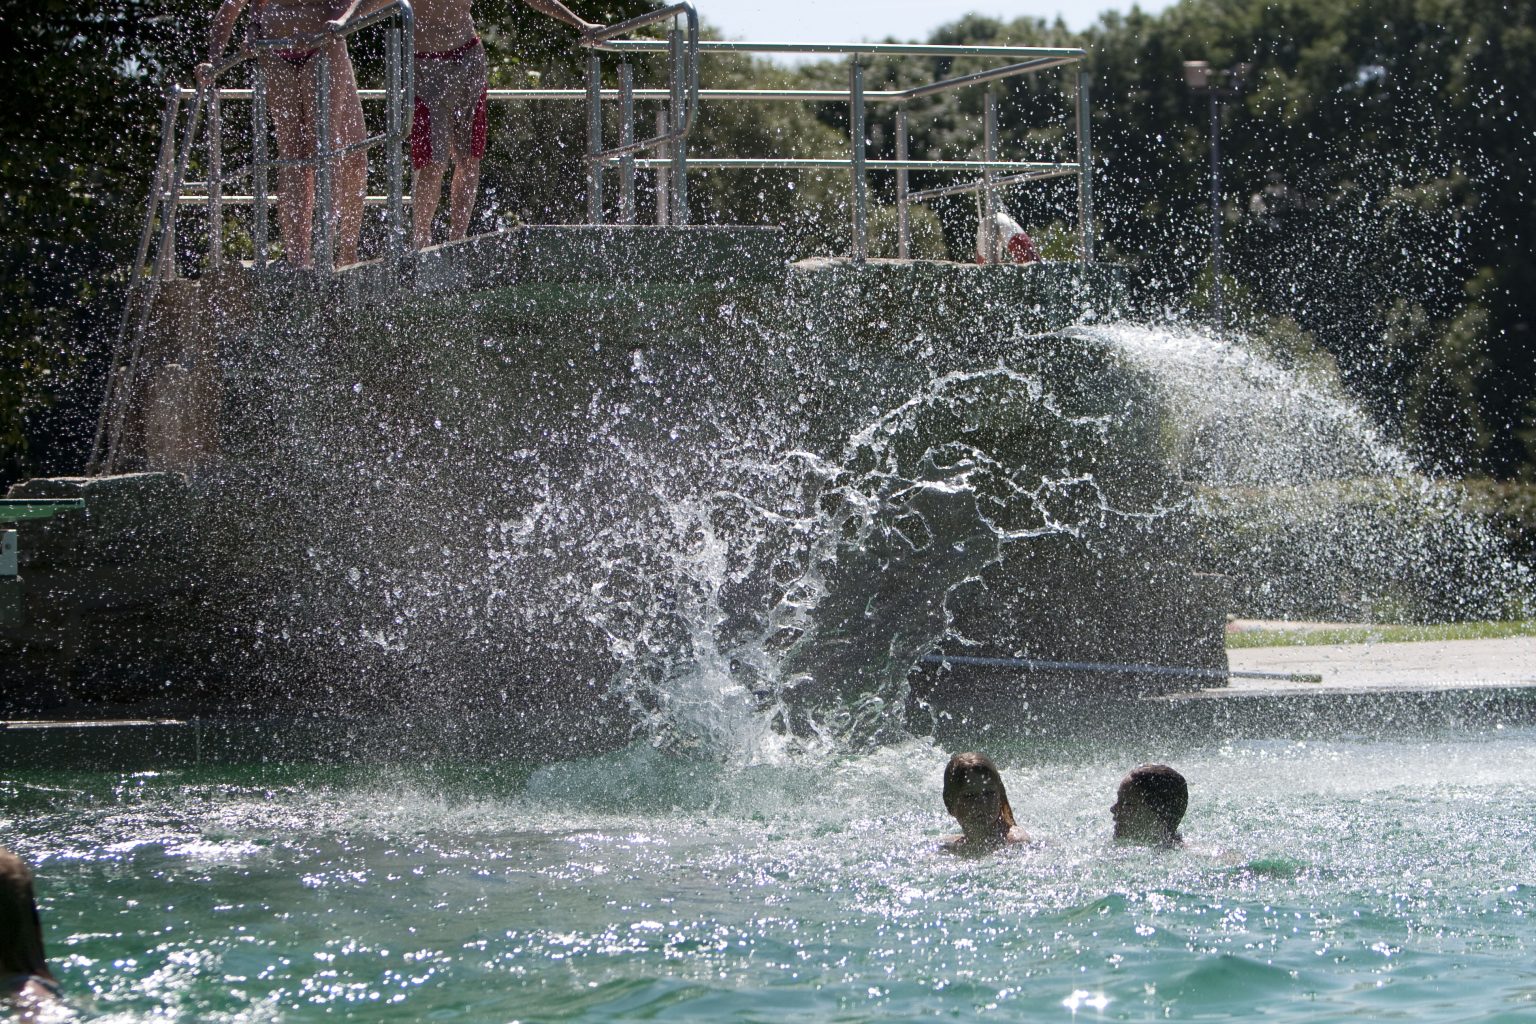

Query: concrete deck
<box><xmin>1175</xmin><ymin>635</ymin><xmax>1536</xmax><ymax>700</ymax></box>
<box><xmin>9</xmin><ymin>637</ymin><xmax>1536</xmax><ymax>770</ymax></box>
<box><xmin>322</xmin><ymin>224</ymin><xmax>791</xmax><ymax>305</ymax></box>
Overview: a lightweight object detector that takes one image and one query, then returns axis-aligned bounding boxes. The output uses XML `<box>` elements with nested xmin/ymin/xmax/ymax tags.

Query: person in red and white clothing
<box><xmin>335</xmin><ymin>0</ymin><xmax>603</xmax><ymax>248</ymax></box>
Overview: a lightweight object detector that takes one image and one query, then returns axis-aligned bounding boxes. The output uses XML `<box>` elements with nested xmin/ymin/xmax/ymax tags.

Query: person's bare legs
<box><xmin>275</xmin><ymin>164</ymin><xmax>317</xmax><ymax>265</ymax></box>
<box><xmin>326</xmin><ymin>40</ymin><xmax>367</xmax><ymax>266</ymax></box>
<box><xmin>263</xmin><ymin>58</ymin><xmax>316</xmax><ymax>266</ymax></box>
<box><xmin>447</xmin><ymin>156</ymin><xmax>481</xmax><ymax>241</ymax></box>
<box><xmin>412</xmin><ymin>163</ymin><xmax>448</xmax><ymax>248</ymax></box>
<box><xmin>333</xmin><ymin>147</ymin><xmax>367</xmax><ymax>265</ymax></box>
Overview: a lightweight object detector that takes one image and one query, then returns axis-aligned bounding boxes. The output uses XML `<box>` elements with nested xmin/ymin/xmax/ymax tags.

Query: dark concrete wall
<box><xmin>2</xmin><ymin>233</ymin><xmax>1225</xmax><ymax>756</ymax></box>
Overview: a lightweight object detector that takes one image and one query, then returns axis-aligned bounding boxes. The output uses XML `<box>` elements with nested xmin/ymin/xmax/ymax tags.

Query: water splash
<box><xmin>1073</xmin><ymin>322</ymin><xmax>1533</xmax><ymax>623</ymax></box>
<box><xmin>211</xmin><ymin>316</ymin><xmax>1530</xmax><ymax>762</ymax></box>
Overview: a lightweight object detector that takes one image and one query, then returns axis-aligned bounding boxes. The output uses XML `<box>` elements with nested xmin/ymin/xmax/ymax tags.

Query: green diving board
<box><xmin>1</xmin><ymin>499</ymin><xmax>84</xmax><ymax>579</ymax></box>
<box><xmin>0</xmin><ymin>498</ymin><xmax>85</xmax><ymax>522</ymax></box>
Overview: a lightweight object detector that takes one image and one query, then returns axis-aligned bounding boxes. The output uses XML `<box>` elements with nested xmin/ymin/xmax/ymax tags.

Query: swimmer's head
<box><xmin>0</xmin><ymin>846</ymin><xmax>51</xmax><ymax>980</ymax></box>
<box><xmin>943</xmin><ymin>752</ymin><xmax>1017</xmax><ymax>836</ymax></box>
<box><xmin>1111</xmin><ymin>764</ymin><xmax>1188</xmax><ymax>846</ymax></box>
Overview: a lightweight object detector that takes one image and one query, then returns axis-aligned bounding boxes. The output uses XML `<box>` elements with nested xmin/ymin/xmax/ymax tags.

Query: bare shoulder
<box><xmin>8</xmin><ymin>978</ymin><xmax>67</xmax><ymax>1021</ymax></box>
<box><xmin>1184</xmin><ymin>842</ymin><xmax>1243</xmax><ymax>864</ymax></box>
<box><xmin>938</xmin><ymin>829</ymin><xmax>1032</xmax><ymax>854</ymax></box>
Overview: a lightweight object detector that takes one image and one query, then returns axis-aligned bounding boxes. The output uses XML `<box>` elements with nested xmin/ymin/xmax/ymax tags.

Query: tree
<box><xmin>0</xmin><ymin>0</ymin><xmax>198</xmax><ymax>484</ymax></box>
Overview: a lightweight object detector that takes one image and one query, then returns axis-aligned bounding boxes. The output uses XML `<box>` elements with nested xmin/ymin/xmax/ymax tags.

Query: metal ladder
<box><xmin>86</xmin><ymin>1</ymin><xmax>419</xmax><ymax>476</ymax></box>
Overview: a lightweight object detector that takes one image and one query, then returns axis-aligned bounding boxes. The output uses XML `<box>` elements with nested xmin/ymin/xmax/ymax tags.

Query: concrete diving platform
<box><xmin>911</xmin><ymin>634</ymin><xmax>1536</xmax><ymax>750</ymax></box>
<box><xmin>338</xmin><ymin>224</ymin><xmax>790</xmax><ymax>302</ymax></box>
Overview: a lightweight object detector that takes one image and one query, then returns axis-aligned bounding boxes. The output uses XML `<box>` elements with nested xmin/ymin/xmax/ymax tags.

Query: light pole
<box><xmin>1183</xmin><ymin>60</ymin><xmax>1250</xmax><ymax>341</ymax></box>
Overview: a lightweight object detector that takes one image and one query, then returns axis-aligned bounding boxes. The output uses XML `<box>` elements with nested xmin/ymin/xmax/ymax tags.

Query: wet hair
<box><xmin>0</xmin><ymin>847</ymin><xmax>51</xmax><ymax>980</ymax></box>
<box><xmin>942</xmin><ymin>752</ymin><xmax>1017</xmax><ymax>831</ymax></box>
<box><xmin>1119</xmin><ymin>764</ymin><xmax>1188</xmax><ymax>833</ymax></box>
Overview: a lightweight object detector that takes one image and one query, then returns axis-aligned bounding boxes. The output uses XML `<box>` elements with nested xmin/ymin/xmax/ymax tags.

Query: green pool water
<box><xmin>4</xmin><ymin>728</ymin><xmax>1535</xmax><ymax>1022</ymax></box>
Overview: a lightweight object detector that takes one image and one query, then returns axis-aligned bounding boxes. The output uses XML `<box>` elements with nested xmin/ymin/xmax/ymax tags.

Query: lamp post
<box><xmin>1182</xmin><ymin>60</ymin><xmax>1250</xmax><ymax>341</ymax></box>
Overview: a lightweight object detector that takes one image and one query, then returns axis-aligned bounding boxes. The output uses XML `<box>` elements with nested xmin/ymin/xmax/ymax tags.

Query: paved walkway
<box><xmin>1185</xmin><ymin>635</ymin><xmax>1536</xmax><ymax>699</ymax></box>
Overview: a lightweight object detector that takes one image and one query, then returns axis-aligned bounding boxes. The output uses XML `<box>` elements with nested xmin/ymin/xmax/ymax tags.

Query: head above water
<box><xmin>0</xmin><ymin>847</ymin><xmax>51</xmax><ymax>981</ymax></box>
<box><xmin>942</xmin><ymin>752</ymin><xmax>1017</xmax><ymax>840</ymax></box>
<box><xmin>1111</xmin><ymin>764</ymin><xmax>1188</xmax><ymax>846</ymax></box>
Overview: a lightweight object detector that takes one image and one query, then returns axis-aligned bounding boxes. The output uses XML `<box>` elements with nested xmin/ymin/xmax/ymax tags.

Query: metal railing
<box><xmin>161</xmin><ymin>4</ymin><xmax>703</xmax><ymax>242</ymax></box>
<box><xmin>580</xmin><ymin>2</ymin><xmax>700</xmax><ymax>223</ymax></box>
<box><xmin>88</xmin><ymin>1</ymin><xmax>416</xmax><ymax>474</ymax></box>
<box><xmin>574</xmin><ymin>39</ymin><xmax>1094</xmax><ymax>263</ymax></box>
<box><xmin>90</xmin><ymin>5</ymin><xmax>1096</xmax><ymax>474</ymax></box>
<box><xmin>140</xmin><ymin>16</ymin><xmax>1090</xmax><ymax>272</ymax></box>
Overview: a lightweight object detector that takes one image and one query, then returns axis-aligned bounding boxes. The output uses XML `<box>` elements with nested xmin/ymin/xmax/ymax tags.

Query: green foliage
<box><xmin>678</xmin><ymin>49</ymin><xmax>851</xmax><ymax>254</ymax></box>
<box><xmin>1073</xmin><ymin>0</ymin><xmax>1534</xmax><ymax>478</ymax></box>
<box><xmin>827</xmin><ymin>0</ymin><xmax>1533</xmax><ymax>480</ymax></box>
<box><xmin>0</xmin><ymin>0</ymin><xmax>191</xmax><ymax>483</ymax></box>
<box><xmin>1459</xmin><ymin>476</ymin><xmax>1536</xmax><ymax>560</ymax></box>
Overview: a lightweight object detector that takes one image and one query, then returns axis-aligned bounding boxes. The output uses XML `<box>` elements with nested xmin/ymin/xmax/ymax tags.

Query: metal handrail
<box><xmin>905</xmin><ymin>165</ymin><xmax>1080</xmax><ymax>203</ymax></box>
<box><xmin>568</xmin><ymin>37</ymin><xmax>1092</xmax><ymax>264</ymax></box>
<box><xmin>576</xmin><ymin>1</ymin><xmax>699</xmax><ymax>223</ymax></box>
<box><xmin>176</xmin><ymin>193</ymin><xmax>414</xmax><ymax>207</ymax></box>
<box><xmin>137</xmin><ymin>21</ymin><xmax>1092</xmax><ymax>272</ymax></box>
<box><xmin>165</xmin><ymin>36</ymin><xmax>1093</xmax><ymax>260</ymax></box>
<box><xmin>596</xmin><ymin>40</ymin><xmax>1084</xmax><ymax>58</ymax></box>
<box><xmin>631</xmin><ymin>158</ymin><xmax>1074</xmax><ymax>172</ymax></box>
<box><xmin>189</xmin><ymin>87</ymin><xmax>917</xmax><ymax>102</ymax></box>
<box><xmin>580</xmin><ymin>1</ymin><xmax>699</xmax><ymax>144</ymax></box>
<box><xmin>87</xmin><ymin>1</ymin><xmax>415</xmax><ymax>475</ymax></box>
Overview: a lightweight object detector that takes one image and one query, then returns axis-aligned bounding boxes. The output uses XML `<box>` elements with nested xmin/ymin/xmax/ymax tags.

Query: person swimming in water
<box><xmin>1110</xmin><ymin>763</ymin><xmax>1188</xmax><ymax>848</ymax></box>
<box><xmin>1</xmin><ymin>847</ymin><xmax>62</xmax><ymax>1013</ymax></box>
<box><xmin>940</xmin><ymin>752</ymin><xmax>1030</xmax><ymax>854</ymax></box>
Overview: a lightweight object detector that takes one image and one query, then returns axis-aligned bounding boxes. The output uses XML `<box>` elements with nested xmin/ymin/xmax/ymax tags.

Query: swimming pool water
<box><xmin>4</xmin><ymin>728</ymin><xmax>1535</xmax><ymax>1021</ymax></box>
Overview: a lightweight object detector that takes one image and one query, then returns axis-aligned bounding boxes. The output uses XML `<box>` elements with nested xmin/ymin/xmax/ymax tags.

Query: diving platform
<box><xmin>329</xmin><ymin>225</ymin><xmax>789</xmax><ymax>305</ymax></box>
<box><xmin>0</xmin><ymin>6</ymin><xmax>1209</xmax><ymax>753</ymax></box>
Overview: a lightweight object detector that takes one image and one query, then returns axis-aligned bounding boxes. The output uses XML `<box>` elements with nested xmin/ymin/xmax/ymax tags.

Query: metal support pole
<box><xmin>655</xmin><ymin>106</ymin><xmax>670</xmax><ymax>225</ymax></box>
<box><xmin>849</xmin><ymin>58</ymin><xmax>867</xmax><ymax>263</ymax></box>
<box><xmin>669</xmin><ymin>27</ymin><xmax>689</xmax><ymax>224</ymax></box>
<box><xmin>208</xmin><ymin>88</ymin><xmax>223</xmax><ymax>271</ymax></box>
<box><xmin>895</xmin><ymin>108</ymin><xmax>909</xmax><ymax>260</ymax></box>
<box><xmin>252</xmin><ymin>61</ymin><xmax>270</xmax><ymax>272</ymax></box>
<box><xmin>981</xmin><ymin>89</ymin><xmax>998</xmax><ymax>264</ymax></box>
<box><xmin>314</xmin><ymin>46</ymin><xmax>335</xmax><ymax>271</ymax></box>
<box><xmin>86</xmin><ymin>86</ymin><xmax>182</xmax><ymax>474</ymax></box>
<box><xmin>618</xmin><ymin>62</ymin><xmax>636</xmax><ymax>224</ymax></box>
<box><xmin>154</xmin><ymin>89</ymin><xmax>183</xmax><ymax>281</ymax></box>
<box><xmin>585</xmin><ymin>52</ymin><xmax>604</xmax><ymax>224</ymax></box>
<box><xmin>386</xmin><ymin>24</ymin><xmax>406</xmax><ymax>270</ymax></box>
<box><xmin>1208</xmin><ymin>89</ymin><xmax>1224</xmax><ymax>341</ymax></box>
<box><xmin>1076</xmin><ymin>71</ymin><xmax>1094</xmax><ymax>264</ymax></box>
<box><xmin>138</xmin><ymin>88</ymin><xmax>180</xmax><ymax>286</ymax></box>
